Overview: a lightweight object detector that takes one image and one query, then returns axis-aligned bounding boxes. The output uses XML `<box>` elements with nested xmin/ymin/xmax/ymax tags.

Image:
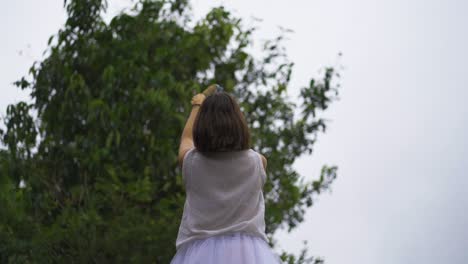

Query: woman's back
<box><xmin>175</xmin><ymin>148</ymin><xmax>268</xmax><ymax>250</ymax></box>
<box><xmin>172</xmin><ymin>89</ymin><xmax>281</xmax><ymax>263</ymax></box>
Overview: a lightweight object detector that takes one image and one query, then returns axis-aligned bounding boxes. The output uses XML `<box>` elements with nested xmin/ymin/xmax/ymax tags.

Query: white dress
<box><xmin>170</xmin><ymin>148</ymin><xmax>282</xmax><ymax>264</ymax></box>
<box><xmin>170</xmin><ymin>232</ymin><xmax>282</xmax><ymax>264</ymax></box>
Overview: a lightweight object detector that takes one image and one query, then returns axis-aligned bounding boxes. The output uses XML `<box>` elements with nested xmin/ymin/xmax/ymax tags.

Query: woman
<box><xmin>170</xmin><ymin>87</ymin><xmax>282</xmax><ymax>263</ymax></box>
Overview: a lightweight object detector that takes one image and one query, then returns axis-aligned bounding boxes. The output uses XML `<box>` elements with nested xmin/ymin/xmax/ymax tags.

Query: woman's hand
<box><xmin>191</xmin><ymin>93</ymin><xmax>206</xmax><ymax>106</ymax></box>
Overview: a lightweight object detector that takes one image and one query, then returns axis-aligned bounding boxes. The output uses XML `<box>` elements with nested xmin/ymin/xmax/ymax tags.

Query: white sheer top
<box><xmin>175</xmin><ymin>148</ymin><xmax>268</xmax><ymax>250</ymax></box>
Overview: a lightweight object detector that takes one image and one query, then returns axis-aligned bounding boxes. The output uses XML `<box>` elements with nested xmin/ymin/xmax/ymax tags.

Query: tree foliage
<box><xmin>0</xmin><ymin>0</ymin><xmax>341</xmax><ymax>263</ymax></box>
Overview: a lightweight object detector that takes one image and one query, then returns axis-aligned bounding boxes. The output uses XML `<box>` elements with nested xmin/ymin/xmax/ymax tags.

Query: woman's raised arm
<box><xmin>177</xmin><ymin>93</ymin><xmax>205</xmax><ymax>167</ymax></box>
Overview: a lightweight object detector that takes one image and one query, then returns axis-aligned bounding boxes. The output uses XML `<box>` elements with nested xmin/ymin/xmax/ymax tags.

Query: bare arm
<box><xmin>259</xmin><ymin>154</ymin><xmax>267</xmax><ymax>171</ymax></box>
<box><xmin>177</xmin><ymin>93</ymin><xmax>205</xmax><ymax>167</ymax></box>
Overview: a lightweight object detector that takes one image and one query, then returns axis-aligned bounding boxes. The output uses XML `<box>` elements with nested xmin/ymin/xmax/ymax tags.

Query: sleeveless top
<box><xmin>175</xmin><ymin>147</ymin><xmax>268</xmax><ymax>250</ymax></box>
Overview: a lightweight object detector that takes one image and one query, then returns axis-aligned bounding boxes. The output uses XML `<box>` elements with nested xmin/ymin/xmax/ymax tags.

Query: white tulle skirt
<box><xmin>170</xmin><ymin>232</ymin><xmax>282</xmax><ymax>264</ymax></box>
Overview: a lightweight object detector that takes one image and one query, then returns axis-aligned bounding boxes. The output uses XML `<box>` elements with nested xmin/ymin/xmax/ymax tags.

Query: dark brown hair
<box><xmin>193</xmin><ymin>92</ymin><xmax>251</xmax><ymax>152</ymax></box>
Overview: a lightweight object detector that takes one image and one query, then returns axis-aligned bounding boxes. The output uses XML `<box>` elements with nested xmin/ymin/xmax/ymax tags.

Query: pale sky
<box><xmin>2</xmin><ymin>1</ymin><xmax>467</xmax><ymax>263</ymax></box>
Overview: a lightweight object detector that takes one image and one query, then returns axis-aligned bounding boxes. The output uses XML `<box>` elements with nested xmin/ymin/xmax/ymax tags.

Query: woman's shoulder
<box><xmin>248</xmin><ymin>149</ymin><xmax>267</xmax><ymax>170</ymax></box>
<box><xmin>188</xmin><ymin>148</ymin><xmax>265</xmax><ymax>163</ymax></box>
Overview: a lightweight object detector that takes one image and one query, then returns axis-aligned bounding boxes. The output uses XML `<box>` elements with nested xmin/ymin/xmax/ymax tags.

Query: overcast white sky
<box><xmin>2</xmin><ymin>1</ymin><xmax>467</xmax><ymax>263</ymax></box>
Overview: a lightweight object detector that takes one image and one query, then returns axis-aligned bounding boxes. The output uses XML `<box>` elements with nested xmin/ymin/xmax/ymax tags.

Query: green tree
<box><xmin>0</xmin><ymin>0</ymin><xmax>341</xmax><ymax>263</ymax></box>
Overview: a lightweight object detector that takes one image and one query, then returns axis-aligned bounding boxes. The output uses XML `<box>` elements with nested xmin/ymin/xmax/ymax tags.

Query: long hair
<box><xmin>193</xmin><ymin>92</ymin><xmax>251</xmax><ymax>152</ymax></box>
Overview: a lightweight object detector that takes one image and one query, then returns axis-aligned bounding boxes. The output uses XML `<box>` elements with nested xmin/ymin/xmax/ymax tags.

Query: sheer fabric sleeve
<box><xmin>182</xmin><ymin>147</ymin><xmax>196</xmax><ymax>189</ymax></box>
<box><xmin>254</xmin><ymin>151</ymin><xmax>267</xmax><ymax>186</ymax></box>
